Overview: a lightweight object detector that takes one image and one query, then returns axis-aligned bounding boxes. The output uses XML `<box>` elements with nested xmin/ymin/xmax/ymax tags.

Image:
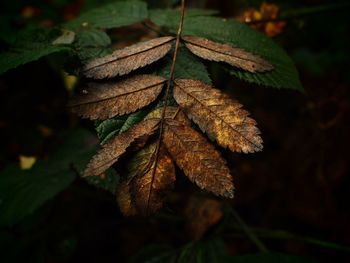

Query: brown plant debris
<box><xmin>185</xmin><ymin>196</ymin><xmax>223</xmax><ymax>239</ymax></box>
<box><xmin>82</xmin><ymin>36</ymin><xmax>175</xmax><ymax>79</ymax></box>
<box><xmin>163</xmin><ymin>119</ymin><xmax>234</xmax><ymax>198</ymax></box>
<box><xmin>182</xmin><ymin>36</ymin><xmax>273</xmax><ymax>73</ymax></box>
<box><xmin>174</xmin><ymin>79</ymin><xmax>263</xmax><ymax>153</ymax></box>
<box><xmin>128</xmin><ymin>143</ymin><xmax>175</xmax><ymax>215</ymax></box>
<box><xmin>68</xmin><ymin>75</ymin><xmax>165</xmax><ymax>120</ymax></box>
<box><xmin>84</xmin><ymin>119</ymin><xmax>159</xmax><ymax>177</ymax></box>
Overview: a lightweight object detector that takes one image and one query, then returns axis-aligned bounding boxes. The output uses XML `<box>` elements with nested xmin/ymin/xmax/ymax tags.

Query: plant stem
<box><xmin>230</xmin><ymin>208</ymin><xmax>269</xmax><ymax>253</ymax></box>
<box><xmin>228</xmin><ymin>226</ymin><xmax>350</xmax><ymax>252</ymax></box>
<box><xmin>146</xmin><ymin>0</ymin><xmax>186</xmax><ymax>213</ymax></box>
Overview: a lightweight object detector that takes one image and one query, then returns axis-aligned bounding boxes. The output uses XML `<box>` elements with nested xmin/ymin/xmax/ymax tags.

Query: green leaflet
<box><xmin>73</xmin><ymin>29</ymin><xmax>112</xmax><ymax>61</ymax></box>
<box><xmin>221</xmin><ymin>253</ymin><xmax>317</xmax><ymax>263</ymax></box>
<box><xmin>130</xmin><ymin>238</ymin><xmax>229</xmax><ymax>263</ymax></box>
<box><xmin>64</xmin><ymin>1</ymin><xmax>148</xmax><ymax>31</ymax></box>
<box><xmin>130</xmin><ymin>238</ymin><xmax>317</xmax><ymax>263</ymax></box>
<box><xmin>96</xmin><ymin>117</ymin><xmax>128</xmax><ymax>144</ymax></box>
<box><xmin>129</xmin><ymin>244</ymin><xmax>177</xmax><ymax>263</ymax></box>
<box><xmin>156</xmin><ymin>46</ymin><xmax>212</xmax><ymax>84</ymax></box>
<box><xmin>0</xmin><ymin>29</ymin><xmax>71</xmax><ymax>75</ymax></box>
<box><xmin>95</xmin><ymin>110</ymin><xmax>148</xmax><ymax>145</ymax></box>
<box><xmin>0</xmin><ymin>129</ymin><xmax>97</xmax><ymax>226</ymax></box>
<box><xmin>149</xmin><ymin>13</ymin><xmax>303</xmax><ymax>91</ymax></box>
<box><xmin>149</xmin><ymin>8</ymin><xmax>218</xmax><ymax>27</ymax></box>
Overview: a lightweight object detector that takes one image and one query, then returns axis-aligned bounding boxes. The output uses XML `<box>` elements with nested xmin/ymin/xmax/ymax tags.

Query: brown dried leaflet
<box><xmin>174</xmin><ymin>79</ymin><xmax>263</xmax><ymax>153</ymax></box>
<box><xmin>69</xmin><ymin>75</ymin><xmax>166</xmax><ymax>120</ymax></box>
<box><xmin>84</xmin><ymin>119</ymin><xmax>159</xmax><ymax>177</ymax></box>
<box><xmin>83</xmin><ymin>36</ymin><xmax>175</xmax><ymax>79</ymax></box>
<box><xmin>182</xmin><ymin>35</ymin><xmax>273</xmax><ymax>73</ymax></box>
<box><xmin>163</xmin><ymin>119</ymin><xmax>234</xmax><ymax>198</ymax></box>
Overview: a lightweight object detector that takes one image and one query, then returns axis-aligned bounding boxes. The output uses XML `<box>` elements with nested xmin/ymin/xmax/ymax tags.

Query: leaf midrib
<box><xmin>70</xmin><ymin>80</ymin><xmax>166</xmax><ymax>106</ymax></box>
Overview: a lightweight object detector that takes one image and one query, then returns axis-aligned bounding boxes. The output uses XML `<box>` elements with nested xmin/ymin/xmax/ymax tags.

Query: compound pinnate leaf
<box><xmin>130</xmin><ymin>143</ymin><xmax>175</xmax><ymax>215</ymax></box>
<box><xmin>82</xmin><ymin>36</ymin><xmax>175</xmax><ymax>79</ymax></box>
<box><xmin>163</xmin><ymin>119</ymin><xmax>234</xmax><ymax>198</ymax></box>
<box><xmin>116</xmin><ymin>180</ymin><xmax>137</xmax><ymax>216</ymax></box>
<box><xmin>182</xmin><ymin>36</ymin><xmax>273</xmax><ymax>73</ymax></box>
<box><xmin>174</xmin><ymin>79</ymin><xmax>263</xmax><ymax>153</ymax></box>
<box><xmin>84</xmin><ymin>119</ymin><xmax>159</xmax><ymax>177</ymax></box>
<box><xmin>69</xmin><ymin>75</ymin><xmax>165</xmax><ymax>120</ymax></box>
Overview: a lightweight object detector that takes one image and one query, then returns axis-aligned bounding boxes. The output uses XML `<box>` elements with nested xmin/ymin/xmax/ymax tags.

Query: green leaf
<box><xmin>157</xmin><ymin>46</ymin><xmax>211</xmax><ymax>84</ymax></box>
<box><xmin>0</xmin><ymin>129</ymin><xmax>97</xmax><ymax>226</ymax></box>
<box><xmin>224</xmin><ymin>253</ymin><xmax>317</xmax><ymax>263</ymax></box>
<box><xmin>131</xmin><ymin>240</ymin><xmax>316</xmax><ymax>263</ymax></box>
<box><xmin>0</xmin><ymin>29</ymin><xmax>71</xmax><ymax>75</ymax></box>
<box><xmin>96</xmin><ymin>117</ymin><xmax>128</xmax><ymax>144</ymax></box>
<box><xmin>95</xmin><ymin>110</ymin><xmax>148</xmax><ymax>144</ymax></box>
<box><xmin>64</xmin><ymin>1</ymin><xmax>148</xmax><ymax>31</ymax></box>
<box><xmin>149</xmin><ymin>8</ymin><xmax>218</xmax><ymax>27</ymax></box>
<box><xmin>151</xmin><ymin>14</ymin><xmax>303</xmax><ymax>91</ymax></box>
<box><xmin>131</xmin><ymin>238</ymin><xmax>229</xmax><ymax>263</ymax></box>
<box><xmin>129</xmin><ymin>244</ymin><xmax>177</xmax><ymax>263</ymax></box>
<box><xmin>73</xmin><ymin>29</ymin><xmax>112</xmax><ymax>61</ymax></box>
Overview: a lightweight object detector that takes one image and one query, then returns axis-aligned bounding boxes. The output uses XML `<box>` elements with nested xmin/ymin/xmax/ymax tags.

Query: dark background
<box><xmin>0</xmin><ymin>0</ymin><xmax>349</xmax><ymax>262</ymax></box>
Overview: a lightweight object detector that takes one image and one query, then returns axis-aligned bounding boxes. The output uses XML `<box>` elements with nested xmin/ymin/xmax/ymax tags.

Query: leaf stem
<box><xmin>146</xmin><ymin>0</ymin><xmax>186</xmax><ymax>214</ymax></box>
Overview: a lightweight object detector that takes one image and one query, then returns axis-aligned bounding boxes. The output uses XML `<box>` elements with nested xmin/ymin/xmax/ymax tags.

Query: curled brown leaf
<box><xmin>84</xmin><ymin>119</ymin><xmax>159</xmax><ymax>177</ymax></box>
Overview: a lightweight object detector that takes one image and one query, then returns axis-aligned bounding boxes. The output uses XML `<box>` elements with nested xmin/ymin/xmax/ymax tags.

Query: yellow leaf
<box><xmin>63</xmin><ymin>72</ymin><xmax>78</xmax><ymax>92</ymax></box>
<box><xmin>19</xmin><ymin>155</ymin><xmax>37</xmax><ymax>170</ymax></box>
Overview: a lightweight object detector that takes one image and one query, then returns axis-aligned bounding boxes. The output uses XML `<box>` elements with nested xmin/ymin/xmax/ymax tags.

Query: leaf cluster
<box><xmin>0</xmin><ymin>0</ymin><xmax>303</xmax><ymax>216</ymax></box>
<box><xmin>66</xmin><ymin>1</ymin><xmax>284</xmax><ymax>215</ymax></box>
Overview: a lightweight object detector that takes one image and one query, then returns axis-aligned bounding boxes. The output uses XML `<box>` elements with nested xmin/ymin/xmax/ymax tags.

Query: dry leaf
<box><xmin>163</xmin><ymin>119</ymin><xmax>234</xmax><ymax>198</ymax></box>
<box><xmin>182</xmin><ymin>36</ymin><xmax>273</xmax><ymax>73</ymax></box>
<box><xmin>130</xmin><ymin>143</ymin><xmax>175</xmax><ymax>215</ymax></box>
<box><xmin>116</xmin><ymin>180</ymin><xmax>137</xmax><ymax>216</ymax></box>
<box><xmin>174</xmin><ymin>79</ymin><xmax>263</xmax><ymax>153</ymax></box>
<box><xmin>68</xmin><ymin>75</ymin><xmax>165</xmax><ymax>120</ymax></box>
<box><xmin>84</xmin><ymin>119</ymin><xmax>159</xmax><ymax>177</ymax></box>
<box><xmin>82</xmin><ymin>36</ymin><xmax>175</xmax><ymax>78</ymax></box>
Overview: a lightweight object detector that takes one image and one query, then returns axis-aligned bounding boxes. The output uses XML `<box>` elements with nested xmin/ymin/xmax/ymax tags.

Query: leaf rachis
<box><xmin>146</xmin><ymin>0</ymin><xmax>186</xmax><ymax>213</ymax></box>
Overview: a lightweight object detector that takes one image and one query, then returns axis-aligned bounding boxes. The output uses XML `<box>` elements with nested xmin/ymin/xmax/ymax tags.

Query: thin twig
<box><xmin>146</xmin><ymin>0</ymin><xmax>186</xmax><ymax>213</ymax></box>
